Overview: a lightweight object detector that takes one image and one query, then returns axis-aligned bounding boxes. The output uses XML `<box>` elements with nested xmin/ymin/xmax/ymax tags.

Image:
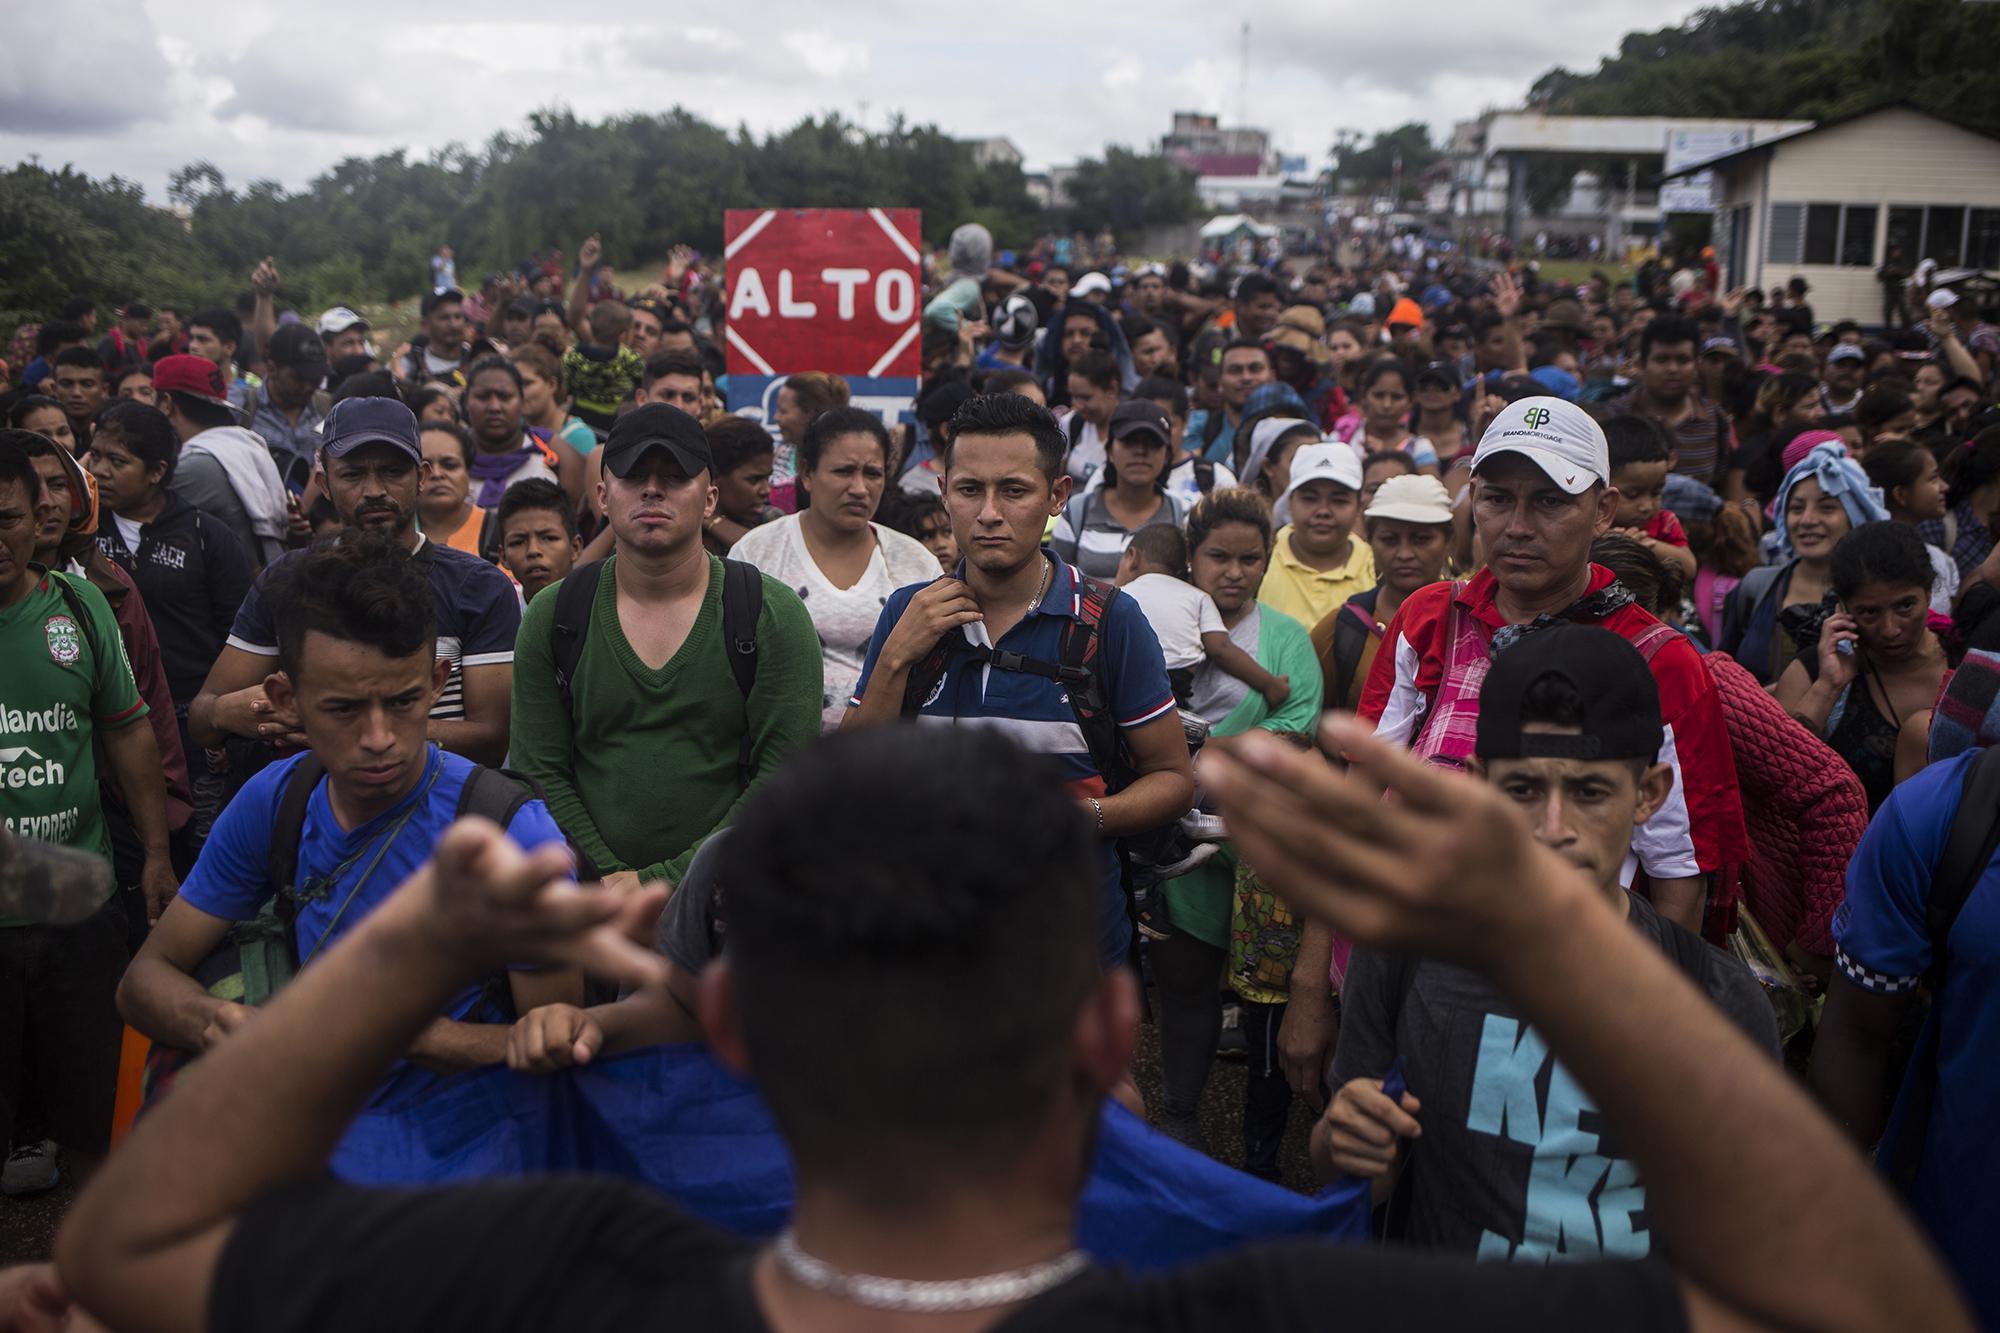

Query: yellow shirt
<box><xmin>1257</xmin><ymin>525</ymin><xmax>1376</xmax><ymax>630</ymax></box>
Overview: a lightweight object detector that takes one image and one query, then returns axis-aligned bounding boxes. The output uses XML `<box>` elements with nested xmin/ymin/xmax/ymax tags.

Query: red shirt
<box><xmin>1644</xmin><ymin>509</ymin><xmax>1689</xmax><ymax>548</ymax></box>
<box><xmin>1359</xmin><ymin>565</ymin><xmax>1748</xmax><ymax>877</ymax></box>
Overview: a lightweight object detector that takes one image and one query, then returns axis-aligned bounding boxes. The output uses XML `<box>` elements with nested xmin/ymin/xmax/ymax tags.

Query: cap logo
<box><xmin>1522</xmin><ymin>406</ymin><xmax>1552</xmax><ymax>430</ymax></box>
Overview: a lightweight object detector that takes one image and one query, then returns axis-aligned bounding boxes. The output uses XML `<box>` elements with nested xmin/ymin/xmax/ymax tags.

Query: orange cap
<box><xmin>1386</xmin><ymin>297</ymin><xmax>1424</xmax><ymax>328</ymax></box>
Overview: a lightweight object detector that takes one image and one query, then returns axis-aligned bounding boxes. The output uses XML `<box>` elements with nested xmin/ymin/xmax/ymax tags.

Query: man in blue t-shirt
<box><xmin>1811</xmin><ymin>749</ymin><xmax>2000</xmax><ymax>1327</ymax></box>
<box><xmin>120</xmin><ymin>537</ymin><xmax>578</xmax><ymax>1105</ymax></box>
<box><xmin>188</xmin><ymin>396</ymin><xmax>520</xmax><ymax>768</ymax></box>
<box><xmin>844</xmin><ymin>391</ymin><xmax>1194</xmax><ymax>968</ymax></box>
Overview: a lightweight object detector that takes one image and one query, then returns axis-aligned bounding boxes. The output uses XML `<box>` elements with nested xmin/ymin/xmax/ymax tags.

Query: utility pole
<box><xmin>1237</xmin><ymin>21</ymin><xmax>1250</xmax><ymax>128</ymax></box>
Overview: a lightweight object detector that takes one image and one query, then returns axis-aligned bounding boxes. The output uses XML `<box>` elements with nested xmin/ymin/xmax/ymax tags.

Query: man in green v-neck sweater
<box><xmin>510</xmin><ymin>406</ymin><xmax>821</xmax><ymax>889</ymax></box>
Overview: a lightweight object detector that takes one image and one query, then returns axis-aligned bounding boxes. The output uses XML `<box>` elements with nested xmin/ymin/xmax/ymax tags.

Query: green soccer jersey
<box><xmin>0</xmin><ymin>569</ymin><xmax>146</xmax><ymax>923</ymax></box>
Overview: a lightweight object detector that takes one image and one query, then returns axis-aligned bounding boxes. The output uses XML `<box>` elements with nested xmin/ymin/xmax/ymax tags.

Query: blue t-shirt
<box><xmin>849</xmin><ymin>555</ymin><xmax>1176</xmax><ymax>968</ymax></box>
<box><xmin>1834</xmin><ymin>750</ymin><xmax>2000</xmax><ymax>1324</ymax></box>
<box><xmin>179</xmin><ymin>745</ymin><xmax>568</xmax><ymax>1103</ymax></box>
<box><xmin>225</xmin><ymin>536</ymin><xmax>520</xmax><ymax>722</ymax></box>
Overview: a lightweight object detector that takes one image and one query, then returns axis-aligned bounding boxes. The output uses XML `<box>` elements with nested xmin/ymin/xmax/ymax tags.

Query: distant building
<box><xmin>960</xmin><ymin>137</ymin><xmax>1024</xmax><ymax>170</ymax></box>
<box><xmin>1026</xmin><ymin>166</ymin><xmax>1076</xmax><ymax>211</ymax></box>
<box><xmin>1662</xmin><ymin>103</ymin><xmax>2000</xmax><ymax>324</ymax></box>
<box><xmin>1163</xmin><ymin>110</ymin><xmax>1271</xmax><ymax>178</ymax></box>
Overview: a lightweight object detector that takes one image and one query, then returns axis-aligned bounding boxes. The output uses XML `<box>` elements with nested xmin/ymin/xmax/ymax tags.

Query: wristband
<box><xmin>1086</xmin><ymin>797</ymin><xmax>1104</xmax><ymax>833</ymax></box>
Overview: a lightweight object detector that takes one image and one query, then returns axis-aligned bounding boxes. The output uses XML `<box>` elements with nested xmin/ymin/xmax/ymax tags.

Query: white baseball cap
<box><xmin>1364</xmin><ymin>473</ymin><xmax>1454</xmax><ymax>525</ymax></box>
<box><xmin>1927</xmin><ymin>288</ymin><xmax>1959</xmax><ymax>310</ymax></box>
<box><xmin>1278</xmin><ymin>441</ymin><xmax>1365</xmax><ymax>509</ymax></box>
<box><xmin>1471</xmin><ymin>396</ymin><xmax>1609</xmax><ymax>496</ymax></box>
<box><xmin>316</xmin><ymin>306</ymin><xmax>369</xmax><ymax>336</ymax></box>
<box><xmin>1072</xmin><ymin>272</ymin><xmax>1112</xmax><ymax>298</ymax></box>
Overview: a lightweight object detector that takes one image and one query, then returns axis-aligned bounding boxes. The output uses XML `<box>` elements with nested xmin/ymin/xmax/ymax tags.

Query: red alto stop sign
<box><xmin>723</xmin><ymin>208</ymin><xmax>923</xmax><ymax>380</ymax></box>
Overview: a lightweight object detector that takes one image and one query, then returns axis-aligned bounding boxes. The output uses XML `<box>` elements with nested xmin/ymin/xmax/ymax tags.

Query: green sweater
<box><xmin>1162</xmin><ymin>603</ymin><xmax>1325</xmax><ymax>949</ymax></box>
<box><xmin>511</xmin><ymin>554</ymin><xmax>823</xmax><ymax>885</ymax></box>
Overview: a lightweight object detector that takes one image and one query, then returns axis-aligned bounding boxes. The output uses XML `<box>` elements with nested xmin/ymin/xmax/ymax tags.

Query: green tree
<box><xmin>1330</xmin><ymin>123</ymin><xmax>1438</xmax><ymax>200</ymax></box>
<box><xmin>1063</xmin><ymin>147</ymin><xmax>1199</xmax><ymax>235</ymax></box>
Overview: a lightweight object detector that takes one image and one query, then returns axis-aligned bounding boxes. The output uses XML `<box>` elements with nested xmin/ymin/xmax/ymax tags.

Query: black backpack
<box><xmin>1882</xmin><ymin>743</ymin><xmax>2000</xmax><ymax>1194</ymax></box>
<box><xmin>549</xmin><ymin>557</ymin><xmax>763</xmax><ymax>782</ymax></box>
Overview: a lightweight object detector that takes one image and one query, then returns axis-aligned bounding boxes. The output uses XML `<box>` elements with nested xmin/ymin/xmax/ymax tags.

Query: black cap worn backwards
<box><xmin>601</xmin><ymin>403</ymin><xmax>713</xmax><ymax>480</ymax></box>
<box><xmin>1475</xmin><ymin>624</ymin><xmax>1663</xmax><ymax>763</ymax></box>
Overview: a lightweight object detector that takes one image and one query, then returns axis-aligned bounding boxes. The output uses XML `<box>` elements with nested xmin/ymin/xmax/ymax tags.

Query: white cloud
<box><xmin>0</xmin><ymin>0</ymin><xmax>1717</xmax><ymax>198</ymax></box>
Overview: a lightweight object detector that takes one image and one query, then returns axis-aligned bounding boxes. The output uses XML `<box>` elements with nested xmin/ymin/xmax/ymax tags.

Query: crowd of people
<box><xmin>0</xmin><ymin>215</ymin><xmax>1996</xmax><ymax>1330</ymax></box>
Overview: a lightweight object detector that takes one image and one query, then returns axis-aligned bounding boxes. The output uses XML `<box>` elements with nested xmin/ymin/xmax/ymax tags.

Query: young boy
<box><xmin>1115</xmin><ymin>525</ymin><xmax>1289</xmax><ymax>709</ymax></box>
<box><xmin>1257</xmin><ymin>442</ymin><xmax>1376</xmax><ymax>630</ymax></box>
<box><xmin>1604</xmin><ymin>414</ymin><xmax>1697</xmax><ymax>581</ymax></box>
<box><xmin>702</xmin><ymin>416</ymin><xmax>780</xmax><ymax>555</ymax></box>
<box><xmin>496</xmin><ymin>478</ymin><xmax>581</xmax><ymax>605</ymax></box>
<box><xmin>561</xmin><ymin>303</ymin><xmax>645</xmax><ymax>437</ymax></box>
<box><xmin>886</xmin><ymin>492</ymin><xmax>957</xmax><ymax>572</ymax></box>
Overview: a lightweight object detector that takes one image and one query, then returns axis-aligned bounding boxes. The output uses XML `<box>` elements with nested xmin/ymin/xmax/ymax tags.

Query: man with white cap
<box><xmin>1256</xmin><ymin>441</ymin><xmax>1374</xmax><ymax>630</ymax></box>
<box><xmin>1271</xmin><ymin>401</ymin><xmax>1749</xmax><ymax>1107</ymax></box>
<box><xmin>1357</xmin><ymin>397</ymin><xmax>1745</xmax><ymax>936</ymax></box>
<box><xmin>316</xmin><ymin>308</ymin><xmax>372</xmax><ymax>363</ymax></box>
<box><xmin>1927</xmin><ymin>287</ymin><xmax>1999</xmax><ymax>389</ymax></box>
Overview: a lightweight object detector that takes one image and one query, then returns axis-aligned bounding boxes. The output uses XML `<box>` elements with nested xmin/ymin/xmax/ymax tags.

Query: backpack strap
<box><xmin>720</xmin><ymin>559</ymin><xmax>763</xmax><ymax>784</ymax></box>
<box><xmin>266</xmin><ymin>756</ymin><xmax>327</xmax><ymax>911</ymax></box>
<box><xmin>454</xmin><ymin>763</ymin><xmax>536</xmax><ymax>830</ymax></box>
<box><xmin>551</xmin><ymin>559</ymin><xmax>607</xmax><ymax>714</ymax></box>
<box><xmin>1060</xmin><ymin>576</ymin><xmax>1133</xmax><ymax>794</ymax></box>
<box><xmin>1926</xmin><ymin>743</ymin><xmax>2000</xmax><ymax>989</ymax></box>
<box><xmin>47</xmin><ymin>572</ymin><xmax>108</xmax><ymax>674</ymax></box>
<box><xmin>1193</xmin><ymin>457</ymin><xmax>1216</xmax><ymax>494</ymax></box>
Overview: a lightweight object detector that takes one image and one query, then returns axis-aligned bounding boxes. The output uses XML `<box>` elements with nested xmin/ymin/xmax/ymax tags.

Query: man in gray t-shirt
<box><xmin>1315</xmin><ymin>624</ymin><xmax>1774</xmax><ymax>1262</ymax></box>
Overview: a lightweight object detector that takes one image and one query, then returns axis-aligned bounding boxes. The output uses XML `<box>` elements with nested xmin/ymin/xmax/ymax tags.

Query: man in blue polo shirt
<box><xmin>119</xmin><ymin>538</ymin><xmax>579</xmax><ymax>1105</ymax></box>
<box><xmin>1811</xmin><ymin>744</ymin><xmax>2000</xmax><ymax>1327</ymax></box>
<box><xmin>845</xmin><ymin>391</ymin><xmax>1194</xmax><ymax>967</ymax></box>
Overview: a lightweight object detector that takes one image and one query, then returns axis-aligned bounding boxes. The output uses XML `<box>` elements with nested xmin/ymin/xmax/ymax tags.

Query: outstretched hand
<box><xmin>1199</xmin><ymin>714</ymin><xmax>1591</xmax><ymax>968</ymax></box>
<box><xmin>405</xmin><ymin>818</ymin><xmax>668</xmax><ymax>993</ymax></box>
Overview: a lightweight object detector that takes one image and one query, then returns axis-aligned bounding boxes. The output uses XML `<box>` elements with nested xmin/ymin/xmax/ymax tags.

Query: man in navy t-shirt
<box><xmin>844</xmin><ymin>391</ymin><xmax>1193</xmax><ymax>967</ymax></box>
<box><xmin>187</xmin><ymin>396</ymin><xmax>520</xmax><ymax>768</ymax></box>
<box><xmin>120</xmin><ymin>537</ymin><xmax>578</xmax><ymax>1104</ymax></box>
<box><xmin>1812</xmin><ymin>748</ymin><xmax>2000</xmax><ymax>1327</ymax></box>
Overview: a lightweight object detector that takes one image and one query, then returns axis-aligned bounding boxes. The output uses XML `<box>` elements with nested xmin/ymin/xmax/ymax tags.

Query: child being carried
<box><xmin>1114</xmin><ymin>525</ymin><xmax>1290</xmax><ymax>710</ymax></box>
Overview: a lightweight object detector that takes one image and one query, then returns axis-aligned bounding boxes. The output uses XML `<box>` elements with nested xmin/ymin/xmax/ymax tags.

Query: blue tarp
<box><xmin>331</xmin><ymin>1044</ymin><xmax>1370</xmax><ymax>1270</ymax></box>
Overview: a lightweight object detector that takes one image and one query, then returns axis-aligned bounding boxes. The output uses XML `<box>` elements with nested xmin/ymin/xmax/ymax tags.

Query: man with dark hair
<box><xmin>511</xmin><ymin>404</ymin><xmax>820</xmax><ymax>909</ymax></box>
<box><xmin>1233</xmin><ymin>271</ymin><xmax>1283</xmax><ymax>340</ymax></box>
<box><xmin>187</xmin><ymin>309</ymin><xmax>256</xmax><ymax>413</ymax></box>
<box><xmin>1322</xmin><ymin>624</ymin><xmax>1776</xmax><ymax>1255</ymax></box>
<box><xmin>120</xmin><ymin>535</ymin><xmax>579</xmax><ymax>1095</ymax></box>
<box><xmin>20</xmin><ymin>321</ymin><xmax>88</xmax><ymax>390</ymax></box>
<box><xmin>58</xmin><ymin>296</ymin><xmax>97</xmax><ymax>334</ymax></box>
<box><xmin>396</xmin><ymin>290</ymin><xmax>475</xmax><ymax>387</ymax></box>
<box><xmin>152</xmin><ymin>355</ymin><xmax>291</xmax><ymax>568</ymax></box>
<box><xmin>1123</xmin><ymin>315</ymin><xmax>1176</xmax><ymax>381</ymax></box>
<box><xmin>1609</xmin><ymin>314</ymin><xmax>1734</xmax><ymax>487</ymax></box>
<box><xmin>845</xmin><ymin>392</ymin><xmax>1194</xmax><ymax>968</ymax></box>
<box><xmin>189</xmin><ymin>397</ymin><xmax>520</xmax><ymax>767</ymax></box>
<box><xmin>494</xmin><ymin>478</ymin><xmax>579</xmax><ymax>604</ymax></box>
<box><xmin>147</xmin><ymin>306</ymin><xmax>188</xmax><ymax>364</ymax></box>
<box><xmin>50</xmin><ymin>348</ymin><xmax>107</xmax><ymax>448</ymax></box>
<box><xmin>636</xmin><ymin>349</ymin><xmax>704</xmax><ymax>415</ymax></box>
<box><xmin>245</xmin><ymin>326</ymin><xmax>331</xmax><ymax>492</ymax></box>
<box><xmin>50</xmin><ymin>725</ymin><xmax>1967</xmax><ymax>1332</ymax></box>
<box><xmin>96</xmin><ymin>303</ymin><xmax>153</xmax><ymax>379</ymax></box>
<box><xmin>653</xmin><ymin>317</ymin><xmax>698</xmax><ymax>355</ymax></box>
<box><xmin>1186</xmin><ymin>340</ymin><xmax>1273</xmax><ymax>465</ymax></box>
<box><xmin>0</xmin><ymin>435</ymin><xmax>176</xmax><ymax>1193</ymax></box>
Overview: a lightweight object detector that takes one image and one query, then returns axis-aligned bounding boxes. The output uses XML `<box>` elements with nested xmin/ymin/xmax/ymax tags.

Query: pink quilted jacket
<box><xmin>1704</xmin><ymin>653</ymin><xmax>1868</xmax><ymax>956</ymax></box>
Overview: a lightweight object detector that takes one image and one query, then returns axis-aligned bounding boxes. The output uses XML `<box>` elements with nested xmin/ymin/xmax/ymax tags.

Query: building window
<box><xmin>1971</xmin><ymin>209</ymin><xmax>2000</xmax><ymax>270</ymax></box>
<box><xmin>1926</xmin><ymin>206</ymin><xmax>1966</xmax><ymax>267</ymax></box>
<box><xmin>1771</xmin><ymin>202</ymin><xmax>1877</xmax><ymax>267</ymax></box>
<box><xmin>1888</xmin><ymin>206</ymin><xmax>1924</xmax><ymax>264</ymax></box>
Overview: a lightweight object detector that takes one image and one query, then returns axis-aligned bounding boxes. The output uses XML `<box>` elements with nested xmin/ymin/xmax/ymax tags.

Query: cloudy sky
<box><xmin>3</xmin><ymin>0</ymin><xmax>1709</xmax><ymax>199</ymax></box>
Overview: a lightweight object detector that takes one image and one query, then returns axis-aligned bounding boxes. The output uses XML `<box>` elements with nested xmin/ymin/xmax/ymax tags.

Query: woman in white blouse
<box><xmin>730</xmin><ymin>406</ymin><xmax>941</xmax><ymax>731</ymax></box>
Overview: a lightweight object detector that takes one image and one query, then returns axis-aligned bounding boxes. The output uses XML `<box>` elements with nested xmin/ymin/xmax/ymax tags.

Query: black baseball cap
<box><xmin>321</xmin><ymin>396</ymin><xmax>422</xmax><ymax>463</ymax></box>
<box><xmin>420</xmin><ymin>287</ymin><xmax>465</xmax><ymax>317</ymax></box>
<box><xmin>1109</xmin><ymin>399</ymin><xmax>1172</xmax><ymax>445</ymax></box>
<box><xmin>1476</xmin><ymin>624</ymin><xmax>1662</xmax><ymax>763</ymax></box>
<box><xmin>266</xmin><ymin>323</ymin><xmax>328</xmax><ymax>375</ymax></box>
<box><xmin>602</xmin><ymin>404</ymin><xmax>713</xmax><ymax>480</ymax></box>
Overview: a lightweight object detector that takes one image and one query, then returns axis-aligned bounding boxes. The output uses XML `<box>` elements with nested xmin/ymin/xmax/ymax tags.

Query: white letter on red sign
<box><xmin>778</xmin><ymin>270</ymin><xmax>818</xmax><ymax>318</ymax></box>
<box><xmin>730</xmin><ymin>269</ymin><xmax>770</xmax><ymax>320</ymax></box>
<box><xmin>875</xmin><ymin>270</ymin><xmax>915</xmax><ymax>323</ymax></box>
<box><xmin>822</xmin><ymin>268</ymin><xmax>868</xmax><ymax>320</ymax></box>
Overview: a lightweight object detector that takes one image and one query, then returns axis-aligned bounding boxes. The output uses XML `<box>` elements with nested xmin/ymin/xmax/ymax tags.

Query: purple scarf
<box><xmin>470</xmin><ymin>438</ymin><xmax>541</xmax><ymax>508</ymax></box>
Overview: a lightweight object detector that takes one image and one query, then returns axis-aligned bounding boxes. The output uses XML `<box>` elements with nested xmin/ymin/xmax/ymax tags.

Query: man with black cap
<box><xmin>188</xmin><ymin>397</ymin><xmax>521</xmax><ymax>768</ymax></box>
<box><xmin>245</xmin><ymin>325</ymin><xmax>332</xmax><ymax>493</ymax></box>
<box><xmin>1320</xmin><ymin>624</ymin><xmax>1777</xmax><ymax>1258</ymax></box>
<box><xmin>510</xmin><ymin>404</ymin><xmax>820</xmax><ymax>906</ymax></box>
<box><xmin>154</xmin><ymin>354</ymin><xmax>292</xmax><ymax>568</ymax></box>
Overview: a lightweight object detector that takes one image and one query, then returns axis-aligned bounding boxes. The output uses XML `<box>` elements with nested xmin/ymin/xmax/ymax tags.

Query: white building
<box><xmin>1663</xmin><ymin>103</ymin><xmax>2000</xmax><ymax>324</ymax></box>
<box><xmin>960</xmin><ymin>137</ymin><xmax>1024</xmax><ymax>170</ymax></box>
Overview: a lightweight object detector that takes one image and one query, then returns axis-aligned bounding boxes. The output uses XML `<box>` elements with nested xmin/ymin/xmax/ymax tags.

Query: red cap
<box><xmin>152</xmin><ymin>354</ymin><xmax>230</xmax><ymax>408</ymax></box>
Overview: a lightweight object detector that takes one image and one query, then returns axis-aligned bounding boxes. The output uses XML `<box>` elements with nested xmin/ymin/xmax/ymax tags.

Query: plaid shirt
<box><xmin>1917</xmin><ymin>500</ymin><xmax>1993</xmax><ymax>580</ymax></box>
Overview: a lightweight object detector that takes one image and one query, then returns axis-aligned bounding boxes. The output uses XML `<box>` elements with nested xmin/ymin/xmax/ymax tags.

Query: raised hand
<box><xmin>578</xmin><ymin>233</ymin><xmax>603</xmax><ymax>271</ymax></box>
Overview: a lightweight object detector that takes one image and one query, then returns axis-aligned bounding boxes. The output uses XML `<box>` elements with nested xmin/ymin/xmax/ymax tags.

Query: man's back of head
<box><xmin>714</xmin><ymin>726</ymin><xmax>1104</xmax><ymax>1205</ymax></box>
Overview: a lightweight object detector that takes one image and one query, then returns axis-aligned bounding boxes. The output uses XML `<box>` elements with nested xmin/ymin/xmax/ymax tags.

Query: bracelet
<box><xmin>1086</xmin><ymin>797</ymin><xmax>1104</xmax><ymax>832</ymax></box>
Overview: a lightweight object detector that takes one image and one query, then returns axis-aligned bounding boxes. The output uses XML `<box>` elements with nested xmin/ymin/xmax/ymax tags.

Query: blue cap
<box><xmin>321</xmin><ymin>396</ymin><xmax>422</xmax><ymax>462</ymax></box>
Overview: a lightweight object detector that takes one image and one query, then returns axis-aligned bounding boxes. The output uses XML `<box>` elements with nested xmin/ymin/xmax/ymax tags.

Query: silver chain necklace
<box><xmin>1025</xmin><ymin>555</ymin><xmax>1053</xmax><ymax>613</ymax></box>
<box><xmin>772</xmin><ymin>1229</ymin><xmax>1089</xmax><ymax>1313</ymax></box>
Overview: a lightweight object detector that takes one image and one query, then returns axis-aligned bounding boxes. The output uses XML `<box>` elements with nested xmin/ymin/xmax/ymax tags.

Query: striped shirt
<box><xmin>851</xmin><ymin>555</ymin><xmax>1176</xmax><ymax>966</ymax></box>
<box><xmin>1607</xmin><ymin>390</ymin><xmax>1736</xmax><ymax>488</ymax></box>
